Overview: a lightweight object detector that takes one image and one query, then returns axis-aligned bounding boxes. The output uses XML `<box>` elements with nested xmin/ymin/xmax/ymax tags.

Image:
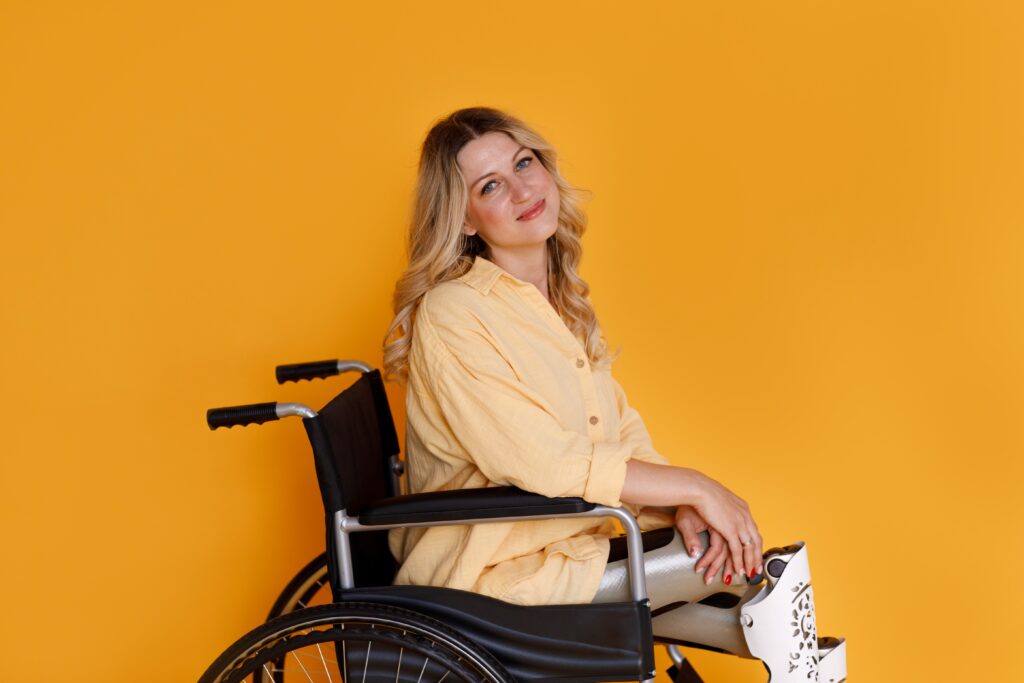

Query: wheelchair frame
<box><xmin>204</xmin><ymin>358</ymin><xmax>708</xmax><ymax>683</ymax></box>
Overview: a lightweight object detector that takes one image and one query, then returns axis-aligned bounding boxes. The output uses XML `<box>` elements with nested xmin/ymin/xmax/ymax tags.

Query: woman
<box><xmin>381</xmin><ymin>106</ymin><xmax>846</xmax><ymax>680</ymax></box>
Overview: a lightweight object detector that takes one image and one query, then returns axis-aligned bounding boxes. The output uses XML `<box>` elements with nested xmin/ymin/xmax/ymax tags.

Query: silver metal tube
<box><xmin>338</xmin><ymin>504</ymin><xmax>648</xmax><ymax>603</ymax></box>
<box><xmin>333</xmin><ymin>509</ymin><xmax>356</xmax><ymax>589</ymax></box>
<box><xmin>276</xmin><ymin>402</ymin><xmax>317</xmax><ymax>419</ymax></box>
<box><xmin>666</xmin><ymin>643</ymin><xmax>685</xmax><ymax>667</ymax></box>
<box><xmin>337</xmin><ymin>359</ymin><xmax>373</xmax><ymax>374</ymax></box>
<box><xmin>577</xmin><ymin>506</ymin><xmax>649</xmax><ymax>603</ymax></box>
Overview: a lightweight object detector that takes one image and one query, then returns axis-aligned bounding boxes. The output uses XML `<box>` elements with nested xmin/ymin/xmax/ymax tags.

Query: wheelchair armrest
<box><xmin>357</xmin><ymin>486</ymin><xmax>596</xmax><ymax>525</ymax></box>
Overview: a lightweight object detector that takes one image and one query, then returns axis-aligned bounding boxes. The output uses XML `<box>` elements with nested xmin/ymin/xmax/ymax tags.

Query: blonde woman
<box><xmin>382</xmin><ymin>107</ymin><xmax>846</xmax><ymax>681</ymax></box>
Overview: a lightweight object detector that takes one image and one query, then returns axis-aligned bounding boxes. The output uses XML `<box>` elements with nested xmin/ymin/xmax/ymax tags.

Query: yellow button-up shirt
<box><xmin>388</xmin><ymin>255</ymin><xmax>673</xmax><ymax>605</ymax></box>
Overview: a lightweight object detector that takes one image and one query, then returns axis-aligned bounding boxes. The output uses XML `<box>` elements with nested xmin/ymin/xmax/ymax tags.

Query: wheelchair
<box><xmin>202</xmin><ymin>358</ymin><xmax>844</xmax><ymax>682</ymax></box>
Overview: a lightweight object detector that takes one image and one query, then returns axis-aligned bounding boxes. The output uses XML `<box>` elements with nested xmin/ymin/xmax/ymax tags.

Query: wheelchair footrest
<box><xmin>667</xmin><ymin>659</ymin><xmax>704</xmax><ymax>683</ymax></box>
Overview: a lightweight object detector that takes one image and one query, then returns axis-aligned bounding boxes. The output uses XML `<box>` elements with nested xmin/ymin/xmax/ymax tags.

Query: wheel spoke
<box><xmin>342</xmin><ymin>628</ymin><xmax>348</xmax><ymax>683</ymax></box>
<box><xmin>208</xmin><ymin>608</ymin><xmax>505</xmax><ymax>683</ymax></box>
<box><xmin>361</xmin><ymin>641</ymin><xmax>372</xmax><ymax>683</ymax></box>
<box><xmin>291</xmin><ymin>650</ymin><xmax>316</xmax><ymax>683</ymax></box>
<box><xmin>317</xmin><ymin>642</ymin><xmax>335</xmax><ymax>683</ymax></box>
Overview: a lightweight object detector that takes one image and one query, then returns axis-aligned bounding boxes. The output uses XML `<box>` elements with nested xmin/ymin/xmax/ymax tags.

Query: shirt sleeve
<box><xmin>609</xmin><ymin>371</ymin><xmax>670</xmax><ymax>467</ymax></box>
<box><xmin>412</xmin><ymin>294</ymin><xmax>633</xmax><ymax>508</ymax></box>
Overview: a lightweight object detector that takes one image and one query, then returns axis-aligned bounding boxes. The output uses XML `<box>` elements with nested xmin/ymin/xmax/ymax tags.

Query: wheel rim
<box><xmin>215</xmin><ymin>610</ymin><xmax>507</xmax><ymax>683</ymax></box>
<box><xmin>276</xmin><ymin>564</ymin><xmax>331</xmax><ymax>615</ymax></box>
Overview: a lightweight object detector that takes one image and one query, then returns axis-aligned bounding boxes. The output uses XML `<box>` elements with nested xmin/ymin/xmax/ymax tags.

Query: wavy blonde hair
<box><xmin>381</xmin><ymin>106</ymin><xmax>619</xmax><ymax>385</ymax></box>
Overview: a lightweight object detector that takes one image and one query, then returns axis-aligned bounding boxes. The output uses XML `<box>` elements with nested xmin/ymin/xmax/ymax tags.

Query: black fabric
<box><xmin>301</xmin><ymin>370</ymin><xmax>401</xmax><ymax>594</ymax></box>
<box><xmin>606</xmin><ymin>526</ymin><xmax>677</xmax><ymax>563</ymax></box>
<box><xmin>358</xmin><ymin>486</ymin><xmax>595</xmax><ymax>525</ymax></box>
<box><xmin>310</xmin><ymin>369</ymin><xmax>395</xmax><ymax>516</ymax></box>
<box><xmin>366</xmin><ymin>369</ymin><xmax>400</xmax><ymax>464</ymax></box>
<box><xmin>338</xmin><ymin>585</ymin><xmax>656</xmax><ymax>682</ymax></box>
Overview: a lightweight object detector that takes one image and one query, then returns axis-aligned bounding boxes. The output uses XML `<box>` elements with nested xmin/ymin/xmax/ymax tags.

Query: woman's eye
<box><xmin>481</xmin><ymin>157</ymin><xmax>533</xmax><ymax>195</ymax></box>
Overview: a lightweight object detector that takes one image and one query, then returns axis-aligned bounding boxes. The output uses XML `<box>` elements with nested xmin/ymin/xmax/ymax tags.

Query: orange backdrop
<box><xmin>2</xmin><ymin>1</ymin><xmax>1022</xmax><ymax>680</ymax></box>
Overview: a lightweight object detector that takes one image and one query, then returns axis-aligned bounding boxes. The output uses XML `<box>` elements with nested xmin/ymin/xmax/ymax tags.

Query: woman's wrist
<box><xmin>620</xmin><ymin>460</ymin><xmax>708</xmax><ymax>507</ymax></box>
<box><xmin>671</xmin><ymin>466</ymin><xmax>707</xmax><ymax>507</ymax></box>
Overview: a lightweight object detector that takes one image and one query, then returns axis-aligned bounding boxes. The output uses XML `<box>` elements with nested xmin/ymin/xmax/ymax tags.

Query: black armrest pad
<box><xmin>358</xmin><ymin>486</ymin><xmax>597</xmax><ymax>525</ymax></box>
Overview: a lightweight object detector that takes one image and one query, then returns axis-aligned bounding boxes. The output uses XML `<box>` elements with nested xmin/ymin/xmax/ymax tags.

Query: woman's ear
<box><xmin>462</xmin><ymin>221</ymin><xmax>477</xmax><ymax>237</ymax></box>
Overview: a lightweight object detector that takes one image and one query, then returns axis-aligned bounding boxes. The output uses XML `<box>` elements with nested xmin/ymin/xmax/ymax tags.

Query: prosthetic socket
<box><xmin>740</xmin><ymin>542</ymin><xmax>847</xmax><ymax>682</ymax></box>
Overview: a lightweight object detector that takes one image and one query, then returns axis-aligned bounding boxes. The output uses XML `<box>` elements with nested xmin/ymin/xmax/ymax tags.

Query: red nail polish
<box><xmin>724</xmin><ymin>573</ymin><xmax>732</xmax><ymax>585</ymax></box>
<box><xmin>749</xmin><ymin>567</ymin><xmax>757</xmax><ymax>578</ymax></box>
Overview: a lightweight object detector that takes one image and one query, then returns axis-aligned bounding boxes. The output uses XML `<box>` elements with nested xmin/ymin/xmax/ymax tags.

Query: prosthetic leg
<box><xmin>739</xmin><ymin>541</ymin><xmax>847</xmax><ymax>682</ymax></box>
<box><xmin>593</xmin><ymin>530</ymin><xmax>847</xmax><ymax>682</ymax></box>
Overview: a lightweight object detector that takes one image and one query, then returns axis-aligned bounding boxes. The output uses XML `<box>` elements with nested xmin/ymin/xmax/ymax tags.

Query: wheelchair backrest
<box><xmin>303</xmin><ymin>368</ymin><xmax>399</xmax><ymax>515</ymax></box>
<box><xmin>300</xmin><ymin>368</ymin><xmax>401</xmax><ymax>588</ymax></box>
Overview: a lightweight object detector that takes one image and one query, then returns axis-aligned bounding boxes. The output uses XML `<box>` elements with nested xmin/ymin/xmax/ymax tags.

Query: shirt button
<box><xmin>576</xmin><ymin>358</ymin><xmax>585</xmax><ymax>368</ymax></box>
<box><xmin>589</xmin><ymin>415</ymin><xmax>599</xmax><ymax>425</ymax></box>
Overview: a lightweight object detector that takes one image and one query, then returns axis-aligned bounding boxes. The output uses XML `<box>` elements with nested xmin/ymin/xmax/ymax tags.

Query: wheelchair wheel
<box><xmin>200</xmin><ymin>602</ymin><xmax>513</xmax><ymax>683</ymax></box>
<box><xmin>266</xmin><ymin>552</ymin><xmax>330</xmax><ymax>621</ymax></box>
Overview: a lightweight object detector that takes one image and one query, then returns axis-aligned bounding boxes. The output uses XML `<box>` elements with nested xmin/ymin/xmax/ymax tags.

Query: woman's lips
<box><xmin>518</xmin><ymin>198</ymin><xmax>546</xmax><ymax>221</ymax></box>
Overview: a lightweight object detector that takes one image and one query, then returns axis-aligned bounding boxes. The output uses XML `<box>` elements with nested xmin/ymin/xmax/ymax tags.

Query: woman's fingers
<box><xmin>705</xmin><ymin>537</ymin><xmax>729</xmax><ymax>585</ymax></box>
<box><xmin>704</xmin><ymin>532</ymin><xmax>729</xmax><ymax>585</ymax></box>
<box><xmin>723</xmin><ymin>556</ymin><xmax>735</xmax><ymax>586</ymax></box>
<box><xmin>695</xmin><ymin>528</ymin><xmax>724</xmax><ymax>575</ymax></box>
<box><xmin>675</xmin><ymin>514</ymin><xmax>704</xmax><ymax>560</ymax></box>
<box><xmin>743</xmin><ymin>527</ymin><xmax>763</xmax><ymax>579</ymax></box>
<box><xmin>726</xmin><ymin>521</ymin><xmax>747</xmax><ymax>578</ymax></box>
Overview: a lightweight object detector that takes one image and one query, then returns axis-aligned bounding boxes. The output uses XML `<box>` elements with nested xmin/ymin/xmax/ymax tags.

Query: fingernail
<box><xmin>724</xmin><ymin>573</ymin><xmax>732</xmax><ymax>585</ymax></box>
<box><xmin>749</xmin><ymin>567</ymin><xmax>757</xmax><ymax>579</ymax></box>
<box><xmin>705</xmin><ymin>573</ymin><xmax>713</xmax><ymax>585</ymax></box>
<box><xmin>690</xmin><ymin>545</ymin><xmax>700</xmax><ymax>558</ymax></box>
<box><xmin>695</xmin><ymin>563</ymin><xmax>703</xmax><ymax>574</ymax></box>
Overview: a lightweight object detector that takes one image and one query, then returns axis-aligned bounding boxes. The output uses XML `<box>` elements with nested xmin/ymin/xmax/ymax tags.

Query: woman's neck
<box><xmin>485</xmin><ymin>246</ymin><xmax>551</xmax><ymax>304</ymax></box>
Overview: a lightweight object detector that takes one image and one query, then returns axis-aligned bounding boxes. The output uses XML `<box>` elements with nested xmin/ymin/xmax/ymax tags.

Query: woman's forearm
<box><xmin>620</xmin><ymin>459</ymin><xmax>764</xmax><ymax>578</ymax></box>
<box><xmin>619</xmin><ymin>460</ymin><xmax>706</xmax><ymax>507</ymax></box>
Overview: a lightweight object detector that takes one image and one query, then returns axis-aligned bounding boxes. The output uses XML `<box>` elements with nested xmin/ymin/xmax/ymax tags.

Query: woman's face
<box><xmin>456</xmin><ymin>131</ymin><xmax>560</xmax><ymax>257</ymax></box>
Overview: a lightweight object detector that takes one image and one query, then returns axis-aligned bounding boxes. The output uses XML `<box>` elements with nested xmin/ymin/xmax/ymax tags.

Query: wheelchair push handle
<box><xmin>206</xmin><ymin>402</ymin><xmax>280</xmax><ymax>430</ymax></box>
<box><xmin>206</xmin><ymin>401</ymin><xmax>317</xmax><ymax>430</ymax></box>
<box><xmin>275</xmin><ymin>358</ymin><xmax>373</xmax><ymax>384</ymax></box>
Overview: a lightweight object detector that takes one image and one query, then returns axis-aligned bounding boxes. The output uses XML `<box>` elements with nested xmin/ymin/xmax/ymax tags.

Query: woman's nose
<box><xmin>509</xmin><ymin>176</ymin><xmax>532</xmax><ymax>202</ymax></box>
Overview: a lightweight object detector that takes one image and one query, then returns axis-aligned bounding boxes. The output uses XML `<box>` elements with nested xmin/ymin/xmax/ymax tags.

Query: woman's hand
<box><xmin>620</xmin><ymin>461</ymin><xmax>763</xmax><ymax>579</ymax></box>
<box><xmin>686</xmin><ymin>471</ymin><xmax>763</xmax><ymax>580</ymax></box>
<box><xmin>675</xmin><ymin>505</ymin><xmax>731</xmax><ymax>585</ymax></box>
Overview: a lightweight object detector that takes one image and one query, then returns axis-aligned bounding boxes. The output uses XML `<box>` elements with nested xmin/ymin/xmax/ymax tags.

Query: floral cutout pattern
<box><xmin>787</xmin><ymin>580</ymin><xmax>819</xmax><ymax>679</ymax></box>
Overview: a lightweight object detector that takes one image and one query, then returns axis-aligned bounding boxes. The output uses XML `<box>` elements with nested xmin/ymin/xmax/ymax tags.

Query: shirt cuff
<box><xmin>583</xmin><ymin>442</ymin><xmax>631</xmax><ymax>507</ymax></box>
<box><xmin>629</xmin><ymin>449</ymin><xmax>671</xmax><ymax>467</ymax></box>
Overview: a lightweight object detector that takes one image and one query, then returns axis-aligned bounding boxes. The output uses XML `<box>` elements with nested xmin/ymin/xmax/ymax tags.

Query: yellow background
<box><xmin>2</xmin><ymin>1</ymin><xmax>1021</xmax><ymax>680</ymax></box>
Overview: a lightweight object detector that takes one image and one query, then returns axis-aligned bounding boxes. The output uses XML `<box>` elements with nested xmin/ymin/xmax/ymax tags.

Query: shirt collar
<box><xmin>457</xmin><ymin>255</ymin><xmax>508</xmax><ymax>295</ymax></box>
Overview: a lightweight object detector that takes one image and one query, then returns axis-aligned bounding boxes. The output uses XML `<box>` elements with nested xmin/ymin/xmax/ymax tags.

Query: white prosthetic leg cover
<box><xmin>739</xmin><ymin>542</ymin><xmax>821</xmax><ymax>681</ymax></box>
<box><xmin>817</xmin><ymin>638</ymin><xmax>847</xmax><ymax>683</ymax></box>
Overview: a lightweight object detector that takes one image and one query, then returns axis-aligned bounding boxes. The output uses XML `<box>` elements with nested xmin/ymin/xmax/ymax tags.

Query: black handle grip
<box><xmin>206</xmin><ymin>402</ymin><xmax>279</xmax><ymax>430</ymax></box>
<box><xmin>276</xmin><ymin>359</ymin><xmax>339</xmax><ymax>384</ymax></box>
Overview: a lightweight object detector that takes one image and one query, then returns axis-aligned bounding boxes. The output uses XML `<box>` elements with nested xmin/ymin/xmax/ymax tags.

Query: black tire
<box><xmin>200</xmin><ymin>602</ymin><xmax>513</xmax><ymax>683</ymax></box>
<box><xmin>266</xmin><ymin>553</ymin><xmax>330</xmax><ymax>621</ymax></box>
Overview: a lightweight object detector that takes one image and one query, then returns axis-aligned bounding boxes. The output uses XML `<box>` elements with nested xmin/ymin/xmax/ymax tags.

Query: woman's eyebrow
<box><xmin>472</xmin><ymin>145</ymin><xmax>529</xmax><ymax>189</ymax></box>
